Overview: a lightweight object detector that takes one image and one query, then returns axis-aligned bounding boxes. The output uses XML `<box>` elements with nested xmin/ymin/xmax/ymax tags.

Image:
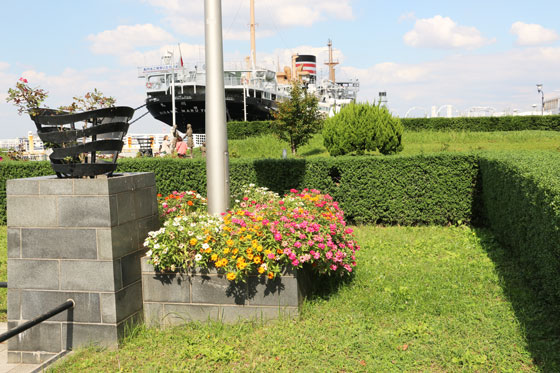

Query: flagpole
<box><xmin>205</xmin><ymin>0</ymin><xmax>230</xmax><ymax>215</ymax></box>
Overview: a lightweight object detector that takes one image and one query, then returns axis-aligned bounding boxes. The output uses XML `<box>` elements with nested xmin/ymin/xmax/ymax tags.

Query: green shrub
<box><xmin>402</xmin><ymin>115</ymin><xmax>560</xmax><ymax>132</ymax></box>
<box><xmin>227</xmin><ymin>120</ymin><xmax>275</xmax><ymax>139</ymax></box>
<box><xmin>323</xmin><ymin>102</ymin><xmax>403</xmax><ymax>156</ymax></box>
<box><xmin>0</xmin><ymin>155</ymin><xmax>479</xmax><ymax>226</ymax></box>
<box><xmin>479</xmin><ymin>151</ymin><xmax>560</xmax><ymax>305</ymax></box>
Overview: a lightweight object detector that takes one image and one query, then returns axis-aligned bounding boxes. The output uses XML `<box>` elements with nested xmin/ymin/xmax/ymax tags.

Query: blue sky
<box><xmin>1</xmin><ymin>0</ymin><xmax>560</xmax><ymax>137</ymax></box>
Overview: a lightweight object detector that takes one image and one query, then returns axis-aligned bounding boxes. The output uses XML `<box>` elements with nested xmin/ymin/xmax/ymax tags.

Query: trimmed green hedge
<box><xmin>480</xmin><ymin>152</ymin><xmax>560</xmax><ymax>305</ymax></box>
<box><xmin>227</xmin><ymin>120</ymin><xmax>275</xmax><ymax>139</ymax></box>
<box><xmin>402</xmin><ymin>115</ymin><xmax>560</xmax><ymax>132</ymax></box>
<box><xmin>0</xmin><ymin>155</ymin><xmax>480</xmax><ymax>226</ymax></box>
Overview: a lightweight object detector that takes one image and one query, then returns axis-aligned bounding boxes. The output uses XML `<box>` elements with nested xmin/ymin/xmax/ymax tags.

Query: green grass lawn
<box><xmin>47</xmin><ymin>226</ymin><xmax>560</xmax><ymax>372</ymax></box>
<box><xmin>227</xmin><ymin>130</ymin><xmax>560</xmax><ymax>158</ymax></box>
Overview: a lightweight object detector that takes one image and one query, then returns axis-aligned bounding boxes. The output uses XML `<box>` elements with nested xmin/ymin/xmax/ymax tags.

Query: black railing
<box><xmin>0</xmin><ymin>299</ymin><xmax>75</xmax><ymax>343</ymax></box>
<box><xmin>0</xmin><ymin>282</ymin><xmax>6</xmax><ymax>288</ymax></box>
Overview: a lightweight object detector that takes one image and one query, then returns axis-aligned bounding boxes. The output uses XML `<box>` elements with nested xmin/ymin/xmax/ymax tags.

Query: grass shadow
<box><xmin>475</xmin><ymin>227</ymin><xmax>560</xmax><ymax>372</ymax></box>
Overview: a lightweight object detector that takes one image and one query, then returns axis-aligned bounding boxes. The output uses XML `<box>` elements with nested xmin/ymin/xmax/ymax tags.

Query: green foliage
<box><xmin>227</xmin><ymin>120</ymin><xmax>275</xmax><ymax>139</ymax></box>
<box><xmin>479</xmin><ymin>151</ymin><xmax>560</xmax><ymax>306</ymax></box>
<box><xmin>272</xmin><ymin>82</ymin><xmax>323</xmax><ymax>154</ymax></box>
<box><xmin>323</xmin><ymin>102</ymin><xmax>403</xmax><ymax>156</ymax></box>
<box><xmin>58</xmin><ymin>88</ymin><xmax>116</xmax><ymax>112</ymax></box>
<box><xmin>6</xmin><ymin>78</ymin><xmax>48</xmax><ymax>116</ymax></box>
<box><xmin>0</xmin><ymin>155</ymin><xmax>479</xmax><ymax>226</ymax></box>
<box><xmin>402</xmin><ymin>115</ymin><xmax>560</xmax><ymax>131</ymax></box>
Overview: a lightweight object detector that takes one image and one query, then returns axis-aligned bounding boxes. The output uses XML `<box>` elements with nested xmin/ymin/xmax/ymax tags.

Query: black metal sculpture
<box><xmin>31</xmin><ymin>106</ymin><xmax>134</xmax><ymax>178</ymax></box>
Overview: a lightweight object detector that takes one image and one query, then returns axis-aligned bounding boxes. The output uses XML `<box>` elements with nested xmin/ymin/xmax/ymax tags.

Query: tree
<box><xmin>272</xmin><ymin>82</ymin><xmax>323</xmax><ymax>155</ymax></box>
<box><xmin>323</xmin><ymin>102</ymin><xmax>403</xmax><ymax>156</ymax></box>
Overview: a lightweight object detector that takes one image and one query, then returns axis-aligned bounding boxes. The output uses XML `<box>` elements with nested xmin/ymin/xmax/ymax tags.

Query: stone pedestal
<box><xmin>141</xmin><ymin>258</ymin><xmax>310</xmax><ymax>326</ymax></box>
<box><xmin>6</xmin><ymin>173</ymin><xmax>159</xmax><ymax>364</ymax></box>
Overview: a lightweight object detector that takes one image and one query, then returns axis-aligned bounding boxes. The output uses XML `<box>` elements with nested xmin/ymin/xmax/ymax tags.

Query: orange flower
<box><xmin>227</xmin><ymin>272</ymin><xmax>236</xmax><ymax>281</ymax></box>
<box><xmin>267</xmin><ymin>272</ymin><xmax>275</xmax><ymax>279</ymax></box>
<box><xmin>187</xmin><ymin>201</ymin><xmax>193</xmax><ymax>206</ymax></box>
<box><xmin>189</xmin><ymin>238</ymin><xmax>198</xmax><ymax>246</ymax></box>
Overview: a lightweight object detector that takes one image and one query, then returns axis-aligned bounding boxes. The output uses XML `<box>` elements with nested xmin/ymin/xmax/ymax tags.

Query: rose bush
<box><xmin>144</xmin><ymin>185</ymin><xmax>359</xmax><ymax>282</ymax></box>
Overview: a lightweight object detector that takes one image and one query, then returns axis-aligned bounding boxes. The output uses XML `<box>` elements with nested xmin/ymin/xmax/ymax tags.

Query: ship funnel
<box><xmin>295</xmin><ymin>55</ymin><xmax>316</xmax><ymax>83</ymax></box>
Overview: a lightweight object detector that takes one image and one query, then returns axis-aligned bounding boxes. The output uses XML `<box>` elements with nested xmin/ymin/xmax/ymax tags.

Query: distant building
<box><xmin>544</xmin><ymin>97</ymin><xmax>560</xmax><ymax>114</ymax></box>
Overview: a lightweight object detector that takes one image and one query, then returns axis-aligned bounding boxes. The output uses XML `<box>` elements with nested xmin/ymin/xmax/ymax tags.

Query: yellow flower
<box><xmin>246</xmin><ymin>235</ymin><xmax>252</xmax><ymax>240</ymax></box>
<box><xmin>227</xmin><ymin>272</ymin><xmax>236</xmax><ymax>281</ymax></box>
<box><xmin>190</xmin><ymin>238</ymin><xmax>198</xmax><ymax>246</ymax></box>
<box><xmin>253</xmin><ymin>256</ymin><xmax>261</xmax><ymax>264</ymax></box>
<box><xmin>223</xmin><ymin>247</ymin><xmax>230</xmax><ymax>254</ymax></box>
<box><xmin>232</xmin><ymin>248</ymin><xmax>239</xmax><ymax>255</ymax></box>
<box><xmin>220</xmin><ymin>258</ymin><xmax>228</xmax><ymax>266</ymax></box>
<box><xmin>258</xmin><ymin>266</ymin><xmax>265</xmax><ymax>274</ymax></box>
<box><xmin>257</xmin><ymin>245</ymin><xmax>263</xmax><ymax>252</ymax></box>
<box><xmin>205</xmin><ymin>248</ymin><xmax>212</xmax><ymax>254</ymax></box>
<box><xmin>247</xmin><ymin>253</ymin><xmax>254</xmax><ymax>260</ymax></box>
<box><xmin>264</xmin><ymin>249</ymin><xmax>272</xmax><ymax>256</ymax></box>
<box><xmin>226</xmin><ymin>239</ymin><xmax>234</xmax><ymax>247</ymax></box>
<box><xmin>252</xmin><ymin>240</ymin><xmax>258</xmax><ymax>248</ymax></box>
<box><xmin>246</xmin><ymin>247</ymin><xmax>253</xmax><ymax>255</ymax></box>
<box><xmin>211</xmin><ymin>254</ymin><xmax>218</xmax><ymax>261</ymax></box>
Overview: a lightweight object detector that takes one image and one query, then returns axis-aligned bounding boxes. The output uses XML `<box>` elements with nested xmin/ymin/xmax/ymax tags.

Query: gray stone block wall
<box><xmin>141</xmin><ymin>257</ymin><xmax>305</xmax><ymax>327</ymax></box>
<box><xmin>6</xmin><ymin>173</ymin><xmax>159</xmax><ymax>363</ymax></box>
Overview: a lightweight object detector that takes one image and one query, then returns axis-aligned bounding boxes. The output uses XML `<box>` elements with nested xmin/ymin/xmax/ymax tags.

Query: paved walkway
<box><xmin>0</xmin><ymin>323</ymin><xmax>42</xmax><ymax>373</ymax></box>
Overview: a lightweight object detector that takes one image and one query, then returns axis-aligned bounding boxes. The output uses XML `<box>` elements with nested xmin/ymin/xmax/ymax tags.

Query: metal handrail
<box><xmin>0</xmin><ymin>299</ymin><xmax>75</xmax><ymax>343</ymax></box>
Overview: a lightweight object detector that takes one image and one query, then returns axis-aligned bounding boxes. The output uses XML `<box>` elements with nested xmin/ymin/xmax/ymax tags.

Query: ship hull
<box><xmin>146</xmin><ymin>88</ymin><xmax>276</xmax><ymax>133</ymax></box>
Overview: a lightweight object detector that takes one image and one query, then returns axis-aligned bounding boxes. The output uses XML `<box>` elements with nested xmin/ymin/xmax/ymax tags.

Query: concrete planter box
<box><xmin>141</xmin><ymin>257</ymin><xmax>312</xmax><ymax>326</ymax></box>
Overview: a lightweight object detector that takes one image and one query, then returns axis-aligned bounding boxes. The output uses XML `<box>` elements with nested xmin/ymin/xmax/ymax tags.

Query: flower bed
<box><xmin>144</xmin><ymin>185</ymin><xmax>359</xmax><ymax>283</ymax></box>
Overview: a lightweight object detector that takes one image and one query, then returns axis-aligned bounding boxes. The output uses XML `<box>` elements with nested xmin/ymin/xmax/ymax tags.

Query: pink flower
<box><xmin>278</xmin><ymin>200</ymin><xmax>285</xmax><ymax>205</ymax></box>
<box><xmin>262</xmin><ymin>219</ymin><xmax>269</xmax><ymax>226</ymax></box>
<box><xmin>267</xmin><ymin>253</ymin><xmax>275</xmax><ymax>260</ymax></box>
<box><xmin>294</xmin><ymin>241</ymin><xmax>302</xmax><ymax>248</ymax></box>
<box><xmin>274</xmin><ymin>233</ymin><xmax>282</xmax><ymax>241</ymax></box>
<box><xmin>313</xmin><ymin>251</ymin><xmax>320</xmax><ymax>259</ymax></box>
<box><xmin>325</xmin><ymin>251</ymin><xmax>333</xmax><ymax>259</ymax></box>
<box><xmin>19</xmin><ymin>77</ymin><xmax>28</xmax><ymax>83</ymax></box>
<box><xmin>288</xmin><ymin>253</ymin><xmax>297</xmax><ymax>260</ymax></box>
<box><xmin>307</xmin><ymin>240</ymin><xmax>314</xmax><ymax>247</ymax></box>
<box><xmin>344</xmin><ymin>264</ymin><xmax>352</xmax><ymax>272</ymax></box>
<box><xmin>291</xmin><ymin>259</ymin><xmax>300</xmax><ymax>266</ymax></box>
<box><xmin>330</xmin><ymin>264</ymin><xmax>338</xmax><ymax>271</ymax></box>
<box><xmin>317</xmin><ymin>243</ymin><xmax>325</xmax><ymax>249</ymax></box>
<box><xmin>243</xmin><ymin>196</ymin><xmax>249</xmax><ymax>201</ymax></box>
<box><xmin>290</xmin><ymin>189</ymin><xmax>298</xmax><ymax>193</ymax></box>
<box><xmin>344</xmin><ymin>228</ymin><xmax>354</xmax><ymax>234</ymax></box>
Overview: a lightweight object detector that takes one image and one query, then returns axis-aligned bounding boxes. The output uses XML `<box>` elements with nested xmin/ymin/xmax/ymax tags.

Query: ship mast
<box><xmin>325</xmin><ymin>39</ymin><xmax>339</xmax><ymax>82</ymax></box>
<box><xmin>250</xmin><ymin>0</ymin><xmax>256</xmax><ymax>69</ymax></box>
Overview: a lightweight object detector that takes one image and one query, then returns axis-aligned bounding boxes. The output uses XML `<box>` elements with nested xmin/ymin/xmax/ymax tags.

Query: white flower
<box><xmin>195</xmin><ymin>254</ymin><xmax>202</xmax><ymax>262</ymax></box>
<box><xmin>260</xmin><ymin>263</ymin><xmax>268</xmax><ymax>271</ymax></box>
<box><xmin>202</xmin><ymin>243</ymin><xmax>210</xmax><ymax>250</ymax></box>
<box><xmin>143</xmin><ymin>240</ymin><xmax>150</xmax><ymax>247</ymax></box>
<box><xmin>162</xmin><ymin>247</ymin><xmax>168</xmax><ymax>254</ymax></box>
<box><xmin>188</xmin><ymin>231</ymin><xmax>194</xmax><ymax>236</ymax></box>
<box><xmin>154</xmin><ymin>243</ymin><xmax>160</xmax><ymax>249</ymax></box>
<box><xmin>178</xmin><ymin>226</ymin><xmax>184</xmax><ymax>231</ymax></box>
<box><xmin>190</xmin><ymin>223</ymin><xmax>197</xmax><ymax>228</ymax></box>
<box><xmin>164</xmin><ymin>221</ymin><xmax>170</xmax><ymax>227</ymax></box>
<box><xmin>146</xmin><ymin>250</ymin><xmax>152</xmax><ymax>257</ymax></box>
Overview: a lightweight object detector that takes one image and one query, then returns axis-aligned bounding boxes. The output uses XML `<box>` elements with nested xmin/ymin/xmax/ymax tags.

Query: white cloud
<box><xmin>0</xmin><ymin>61</ymin><xmax>9</xmax><ymax>71</ymax></box>
<box><xmin>143</xmin><ymin>0</ymin><xmax>353</xmax><ymax>40</ymax></box>
<box><xmin>345</xmin><ymin>47</ymin><xmax>560</xmax><ymax>116</ymax></box>
<box><xmin>398</xmin><ymin>12</ymin><xmax>416</xmax><ymax>23</ymax></box>
<box><xmin>510</xmin><ymin>21</ymin><xmax>559</xmax><ymax>46</ymax></box>
<box><xmin>403</xmin><ymin>15</ymin><xmax>494</xmax><ymax>49</ymax></box>
<box><xmin>87</xmin><ymin>24</ymin><xmax>175</xmax><ymax>55</ymax></box>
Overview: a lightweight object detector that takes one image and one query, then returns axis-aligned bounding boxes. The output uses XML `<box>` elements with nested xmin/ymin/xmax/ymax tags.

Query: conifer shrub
<box><xmin>322</xmin><ymin>102</ymin><xmax>403</xmax><ymax>156</ymax></box>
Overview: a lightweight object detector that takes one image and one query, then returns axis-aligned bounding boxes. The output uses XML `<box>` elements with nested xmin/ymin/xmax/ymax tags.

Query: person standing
<box><xmin>186</xmin><ymin>123</ymin><xmax>194</xmax><ymax>158</ymax></box>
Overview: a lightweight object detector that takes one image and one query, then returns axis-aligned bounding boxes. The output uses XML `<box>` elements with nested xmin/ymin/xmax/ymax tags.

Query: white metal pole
<box><xmin>171</xmin><ymin>50</ymin><xmax>176</xmax><ymax>131</ymax></box>
<box><xmin>205</xmin><ymin>0</ymin><xmax>230</xmax><ymax>215</ymax></box>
